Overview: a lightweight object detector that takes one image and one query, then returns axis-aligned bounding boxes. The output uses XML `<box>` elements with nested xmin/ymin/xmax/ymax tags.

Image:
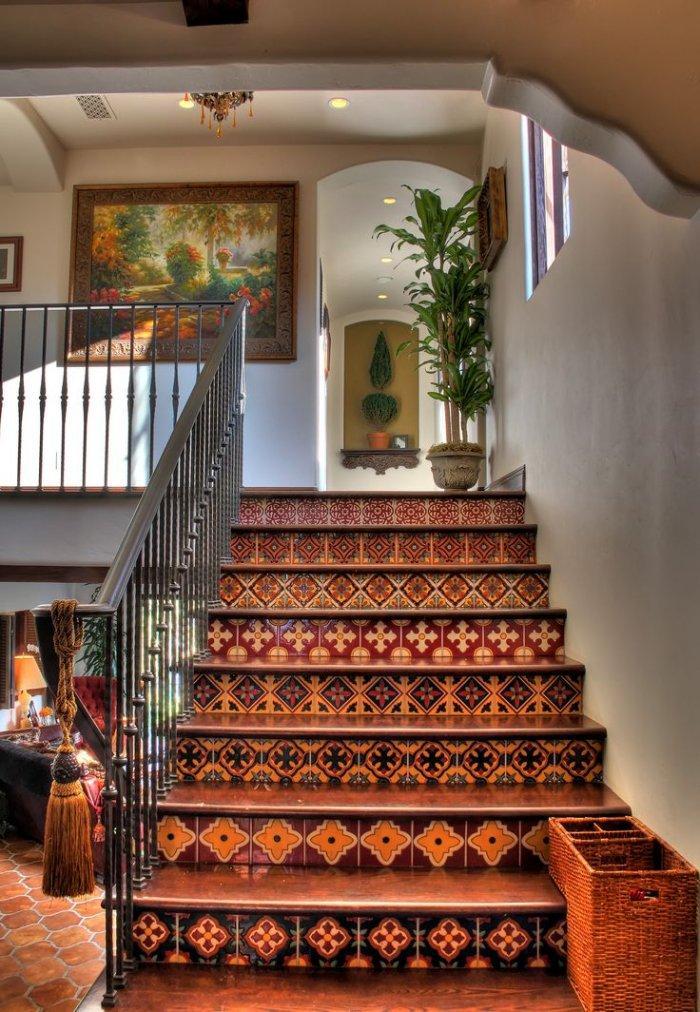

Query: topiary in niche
<box><xmin>362</xmin><ymin>391</ymin><xmax>398</xmax><ymax>428</ymax></box>
<box><xmin>362</xmin><ymin>330</ymin><xmax>399</xmax><ymax>448</ymax></box>
<box><xmin>369</xmin><ymin>330</ymin><xmax>392</xmax><ymax>390</ymax></box>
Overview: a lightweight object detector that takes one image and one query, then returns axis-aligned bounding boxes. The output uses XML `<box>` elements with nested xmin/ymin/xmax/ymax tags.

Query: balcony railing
<box><xmin>0</xmin><ymin>301</ymin><xmax>234</xmax><ymax>492</ymax></box>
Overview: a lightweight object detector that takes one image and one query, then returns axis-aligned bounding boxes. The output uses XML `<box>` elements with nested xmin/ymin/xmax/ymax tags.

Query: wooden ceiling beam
<box><xmin>181</xmin><ymin>0</ymin><xmax>248</xmax><ymax>27</ymax></box>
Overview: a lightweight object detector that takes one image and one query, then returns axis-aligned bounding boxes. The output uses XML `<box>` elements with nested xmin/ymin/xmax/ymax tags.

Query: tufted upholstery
<box><xmin>73</xmin><ymin>675</ymin><xmax>109</xmax><ymax>731</ymax></box>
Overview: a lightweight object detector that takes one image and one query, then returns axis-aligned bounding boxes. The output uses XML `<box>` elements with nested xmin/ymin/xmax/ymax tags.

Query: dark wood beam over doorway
<box><xmin>182</xmin><ymin>0</ymin><xmax>248</xmax><ymax>26</ymax></box>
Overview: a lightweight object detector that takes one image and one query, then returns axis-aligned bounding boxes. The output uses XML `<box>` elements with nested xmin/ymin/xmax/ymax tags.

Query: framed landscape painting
<box><xmin>69</xmin><ymin>182</ymin><xmax>297</xmax><ymax>362</ymax></box>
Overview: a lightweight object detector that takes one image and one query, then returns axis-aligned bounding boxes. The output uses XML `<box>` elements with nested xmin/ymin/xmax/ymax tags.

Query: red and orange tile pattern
<box><xmin>131</xmin><ymin>906</ymin><xmax>566</xmax><ymax>971</ymax></box>
<box><xmin>0</xmin><ymin>834</ymin><xmax>104</xmax><ymax>1012</ymax></box>
<box><xmin>239</xmin><ymin>495</ymin><xmax>526</xmax><ymax>528</ymax></box>
<box><xmin>209</xmin><ymin>614</ymin><xmax>567</xmax><ymax>663</ymax></box>
<box><xmin>176</xmin><ymin>734</ymin><xmax>604</xmax><ymax>785</ymax></box>
<box><xmin>192</xmin><ymin>668</ymin><xmax>583</xmax><ymax>716</ymax></box>
<box><xmin>219</xmin><ymin>568</ymin><xmax>550</xmax><ymax>610</ymax></box>
<box><xmin>156</xmin><ymin>812</ymin><xmax>552</xmax><ymax>869</ymax></box>
<box><xmin>230</xmin><ymin>528</ymin><xmax>537</xmax><ymax>566</ymax></box>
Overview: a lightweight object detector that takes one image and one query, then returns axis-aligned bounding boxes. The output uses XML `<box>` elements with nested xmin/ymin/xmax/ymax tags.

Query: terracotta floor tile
<box><xmin>9</xmin><ymin>924</ymin><xmax>50</xmax><ymax>948</ymax></box>
<box><xmin>14</xmin><ymin>939</ymin><xmax>58</xmax><ymax>964</ymax></box>
<box><xmin>33</xmin><ymin>898</ymin><xmax>71</xmax><ymax>916</ymax></box>
<box><xmin>72</xmin><ymin>896</ymin><xmax>103</xmax><ymax>915</ymax></box>
<box><xmin>0</xmin><ymin>895</ymin><xmax>36</xmax><ymax>914</ymax></box>
<box><xmin>29</xmin><ymin>977</ymin><xmax>79</xmax><ymax>1007</ymax></box>
<box><xmin>52</xmin><ymin>925</ymin><xmax>92</xmax><ymax>948</ymax></box>
<box><xmin>50</xmin><ymin>1000</ymin><xmax>87</xmax><ymax>1012</ymax></box>
<box><xmin>62</xmin><ymin>940</ymin><xmax>101</xmax><ymax>965</ymax></box>
<box><xmin>0</xmin><ymin>996</ymin><xmax>36</xmax><ymax>1012</ymax></box>
<box><xmin>4</xmin><ymin>909</ymin><xmax>37</xmax><ymax>929</ymax></box>
<box><xmin>67</xmin><ymin>957</ymin><xmax>105</xmax><ymax>987</ymax></box>
<box><xmin>20</xmin><ymin>955</ymin><xmax>67</xmax><ymax>986</ymax></box>
<box><xmin>0</xmin><ymin>957</ymin><xmax>26</xmax><ymax>982</ymax></box>
<box><xmin>0</xmin><ymin>938</ymin><xmax>14</xmax><ymax>957</ymax></box>
<box><xmin>2</xmin><ymin>885</ymin><xmax>28</xmax><ymax>900</ymax></box>
<box><xmin>41</xmin><ymin>910</ymin><xmax>81</xmax><ymax>931</ymax></box>
<box><xmin>0</xmin><ymin>974</ymin><xmax>29</xmax><ymax>1000</ymax></box>
<box><xmin>82</xmin><ymin>913</ymin><xmax>105</xmax><ymax>933</ymax></box>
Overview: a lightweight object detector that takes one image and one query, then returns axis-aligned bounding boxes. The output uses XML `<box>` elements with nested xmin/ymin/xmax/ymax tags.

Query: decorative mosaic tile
<box><xmin>238</xmin><ymin>495</ymin><xmax>526</xmax><ymax>528</ymax></box>
<box><xmin>132</xmin><ymin>907</ymin><xmax>566</xmax><ymax>970</ymax></box>
<box><xmin>230</xmin><ymin>529</ymin><xmax>537</xmax><ymax>565</ymax></box>
<box><xmin>219</xmin><ymin>568</ymin><xmax>550</xmax><ymax>610</ymax></box>
<box><xmin>184</xmin><ymin>669</ymin><xmax>582</xmax><ymax>719</ymax></box>
<box><xmin>208</xmin><ymin>615</ymin><xmax>567</xmax><ymax>662</ymax></box>
<box><xmin>175</xmin><ymin>735</ymin><xmax>603</xmax><ymax>785</ymax></box>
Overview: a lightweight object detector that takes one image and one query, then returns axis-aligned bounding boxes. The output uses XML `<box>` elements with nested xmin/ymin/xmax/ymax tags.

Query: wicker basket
<box><xmin>550</xmin><ymin>816</ymin><xmax>698</xmax><ymax>1011</ymax></box>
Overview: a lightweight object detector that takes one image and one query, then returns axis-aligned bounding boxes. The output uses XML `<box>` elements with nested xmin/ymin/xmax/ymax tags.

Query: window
<box><xmin>523</xmin><ymin>118</ymin><xmax>571</xmax><ymax>294</ymax></box>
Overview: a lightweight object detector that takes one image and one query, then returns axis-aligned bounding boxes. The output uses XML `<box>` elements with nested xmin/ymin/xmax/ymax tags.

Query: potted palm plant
<box><xmin>374</xmin><ymin>186</ymin><xmax>493</xmax><ymax>489</ymax></box>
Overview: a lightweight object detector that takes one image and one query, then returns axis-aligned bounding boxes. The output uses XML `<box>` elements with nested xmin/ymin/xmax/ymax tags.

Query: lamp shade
<box><xmin>14</xmin><ymin>653</ymin><xmax>45</xmax><ymax>692</ymax></box>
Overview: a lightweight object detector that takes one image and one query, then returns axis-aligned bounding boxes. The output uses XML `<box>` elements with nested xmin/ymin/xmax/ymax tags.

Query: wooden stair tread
<box><xmin>178</xmin><ymin>711</ymin><xmax>604</xmax><ymax>739</ymax></box>
<box><xmin>221</xmin><ymin>562</ymin><xmax>551</xmax><ymax>573</ymax></box>
<box><xmin>136</xmin><ymin>865</ymin><xmax>564</xmax><ymax>914</ymax></box>
<box><xmin>79</xmin><ymin>966</ymin><xmax>582</xmax><ymax>1011</ymax></box>
<box><xmin>241</xmin><ymin>490</ymin><xmax>526</xmax><ymax>500</ymax></box>
<box><xmin>233</xmin><ymin>522</ymin><xmax>537</xmax><ymax>532</ymax></box>
<box><xmin>210</xmin><ymin>606</ymin><xmax>567</xmax><ymax>619</ymax></box>
<box><xmin>194</xmin><ymin>654</ymin><xmax>585</xmax><ymax>674</ymax></box>
<box><xmin>160</xmin><ymin>780</ymin><xmax>629</xmax><ymax>818</ymax></box>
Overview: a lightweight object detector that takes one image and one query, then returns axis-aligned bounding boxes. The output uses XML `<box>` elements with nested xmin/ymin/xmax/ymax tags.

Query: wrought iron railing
<box><xmin>33</xmin><ymin>298</ymin><xmax>246</xmax><ymax>1005</ymax></box>
<box><xmin>0</xmin><ymin>300</ymin><xmax>233</xmax><ymax>492</ymax></box>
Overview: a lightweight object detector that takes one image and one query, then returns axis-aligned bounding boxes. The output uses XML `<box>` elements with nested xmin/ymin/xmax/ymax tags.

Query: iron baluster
<box><xmin>15</xmin><ymin>307</ymin><xmax>27</xmax><ymax>490</ymax></box>
<box><xmin>37</xmin><ymin>308</ymin><xmax>48</xmax><ymax>489</ymax></box>
<box><xmin>103</xmin><ymin>306</ymin><xmax>114</xmax><ymax>491</ymax></box>
<box><xmin>126</xmin><ymin>305</ymin><xmax>136</xmax><ymax>490</ymax></box>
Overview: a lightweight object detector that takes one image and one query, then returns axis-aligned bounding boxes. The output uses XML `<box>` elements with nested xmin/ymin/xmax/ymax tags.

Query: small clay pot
<box><xmin>367</xmin><ymin>431</ymin><xmax>391</xmax><ymax>450</ymax></box>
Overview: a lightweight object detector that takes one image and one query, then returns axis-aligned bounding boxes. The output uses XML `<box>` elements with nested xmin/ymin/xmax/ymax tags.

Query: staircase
<box><xmin>130</xmin><ymin>489</ymin><xmax>629</xmax><ymax>982</ymax></box>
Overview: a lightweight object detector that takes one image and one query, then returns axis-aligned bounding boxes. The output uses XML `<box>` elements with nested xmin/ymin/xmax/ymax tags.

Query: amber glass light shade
<box><xmin>14</xmin><ymin>653</ymin><xmax>45</xmax><ymax>692</ymax></box>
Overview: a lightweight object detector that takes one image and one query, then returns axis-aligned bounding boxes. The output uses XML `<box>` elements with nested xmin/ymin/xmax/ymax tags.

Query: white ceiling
<box><xmin>29</xmin><ymin>90</ymin><xmax>487</xmax><ymax>149</ymax></box>
<box><xmin>319</xmin><ymin>160</ymin><xmax>475</xmax><ymax>320</ymax></box>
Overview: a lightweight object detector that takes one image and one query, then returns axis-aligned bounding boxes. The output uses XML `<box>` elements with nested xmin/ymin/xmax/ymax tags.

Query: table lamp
<box><xmin>14</xmin><ymin>652</ymin><xmax>45</xmax><ymax>724</ymax></box>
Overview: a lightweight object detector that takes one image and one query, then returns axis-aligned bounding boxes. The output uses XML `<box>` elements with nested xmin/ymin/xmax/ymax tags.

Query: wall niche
<box><xmin>342</xmin><ymin>319</ymin><xmax>419</xmax><ymax>473</ymax></box>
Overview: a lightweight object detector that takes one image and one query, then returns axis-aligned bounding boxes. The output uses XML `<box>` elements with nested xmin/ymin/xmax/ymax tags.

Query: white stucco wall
<box><xmin>0</xmin><ymin>142</ymin><xmax>479</xmax><ymax>493</ymax></box>
<box><xmin>481</xmin><ymin>107</ymin><xmax>700</xmax><ymax>867</ymax></box>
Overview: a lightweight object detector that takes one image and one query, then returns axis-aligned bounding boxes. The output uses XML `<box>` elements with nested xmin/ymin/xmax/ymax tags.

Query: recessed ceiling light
<box><xmin>377</xmin><ymin>293</ymin><xmax>389</xmax><ymax>300</ymax></box>
<box><xmin>380</xmin><ymin>256</ymin><xmax>393</xmax><ymax>264</ymax></box>
<box><xmin>179</xmin><ymin>92</ymin><xmax>194</xmax><ymax>109</ymax></box>
<box><xmin>328</xmin><ymin>97</ymin><xmax>350</xmax><ymax>110</ymax></box>
<box><xmin>376</xmin><ymin>276</ymin><xmax>392</xmax><ymax>283</ymax></box>
<box><xmin>383</xmin><ymin>197</ymin><xmax>397</xmax><ymax>205</ymax></box>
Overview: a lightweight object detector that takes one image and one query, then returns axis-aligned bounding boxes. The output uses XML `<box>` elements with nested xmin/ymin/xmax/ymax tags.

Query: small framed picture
<box><xmin>0</xmin><ymin>237</ymin><xmax>23</xmax><ymax>292</ymax></box>
<box><xmin>391</xmin><ymin>434</ymin><xmax>411</xmax><ymax>450</ymax></box>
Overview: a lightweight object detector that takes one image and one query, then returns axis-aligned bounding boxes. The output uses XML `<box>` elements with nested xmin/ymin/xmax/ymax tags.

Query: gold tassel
<box><xmin>42</xmin><ymin>600</ymin><xmax>95</xmax><ymax>899</ymax></box>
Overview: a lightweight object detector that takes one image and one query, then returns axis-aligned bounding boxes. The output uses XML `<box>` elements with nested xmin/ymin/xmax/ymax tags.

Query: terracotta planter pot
<box><xmin>426</xmin><ymin>444</ymin><xmax>484</xmax><ymax>489</ymax></box>
<box><xmin>367</xmin><ymin>431</ymin><xmax>391</xmax><ymax>450</ymax></box>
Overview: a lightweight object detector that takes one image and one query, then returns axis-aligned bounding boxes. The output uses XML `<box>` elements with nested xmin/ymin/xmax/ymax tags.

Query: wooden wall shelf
<box><xmin>340</xmin><ymin>448</ymin><xmax>420</xmax><ymax>475</ymax></box>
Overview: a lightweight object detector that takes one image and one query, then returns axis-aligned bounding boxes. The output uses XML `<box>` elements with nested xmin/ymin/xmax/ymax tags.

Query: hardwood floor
<box><xmin>79</xmin><ymin>967</ymin><xmax>583</xmax><ymax>1011</ymax></box>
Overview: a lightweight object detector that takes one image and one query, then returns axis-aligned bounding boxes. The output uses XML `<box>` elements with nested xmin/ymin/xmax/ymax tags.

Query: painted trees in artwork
<box><xmin>88</xmin><ymin>199</ymin><xmax>279</xmax><ymax>343</ymax></box>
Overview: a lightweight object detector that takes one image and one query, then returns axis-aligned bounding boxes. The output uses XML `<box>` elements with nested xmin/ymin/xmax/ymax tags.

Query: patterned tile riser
<box><xmin>132</xmin><ymin>908</ymin><xmax>566</xmax><ymax>971</ymax></box>
<box><xmin>220</xmin><ymin>569</ymin><xmax>550</xmax><ymax>610</ymax></box>
<box><xmin>209</xmin><ymin>616</ymin><xmax>566</xmax><ymax>662</ymax></box>
<box><xmin>156</xmin><ymin>812</ymin><xmax>553</xmax><ymax>869</ymax></box>
<box><xmin>193</xmin><ymin>670</ymin><xmax>583</xmax><ymax>716</ymax></box>
<box><xmin>231</xmin><ymin>530</ymin><xmax>537</xmax><ymax>565</ymax></box>
<box><xmin>176</xmin><ymin>736</ymin><xmax>604</xmax><ymax>785</ymax></box>
<box><xmin>239</xmin><ymin>496</ymin><xmax>526</xmax><ymax>528</ymax></box>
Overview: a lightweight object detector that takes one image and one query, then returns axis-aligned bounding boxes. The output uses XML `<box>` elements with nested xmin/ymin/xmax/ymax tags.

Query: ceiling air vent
<box><xmin>75</xmin><ymin>94</ymin><xmax>115</xmax><ymax>120</ymax></box>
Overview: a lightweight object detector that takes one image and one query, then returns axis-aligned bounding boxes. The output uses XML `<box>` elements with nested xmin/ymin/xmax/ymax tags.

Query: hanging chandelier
<box><xmin>179</xmin><ymin>91</ymin><xmax>254</xmax><ymax>138</ymax></box>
